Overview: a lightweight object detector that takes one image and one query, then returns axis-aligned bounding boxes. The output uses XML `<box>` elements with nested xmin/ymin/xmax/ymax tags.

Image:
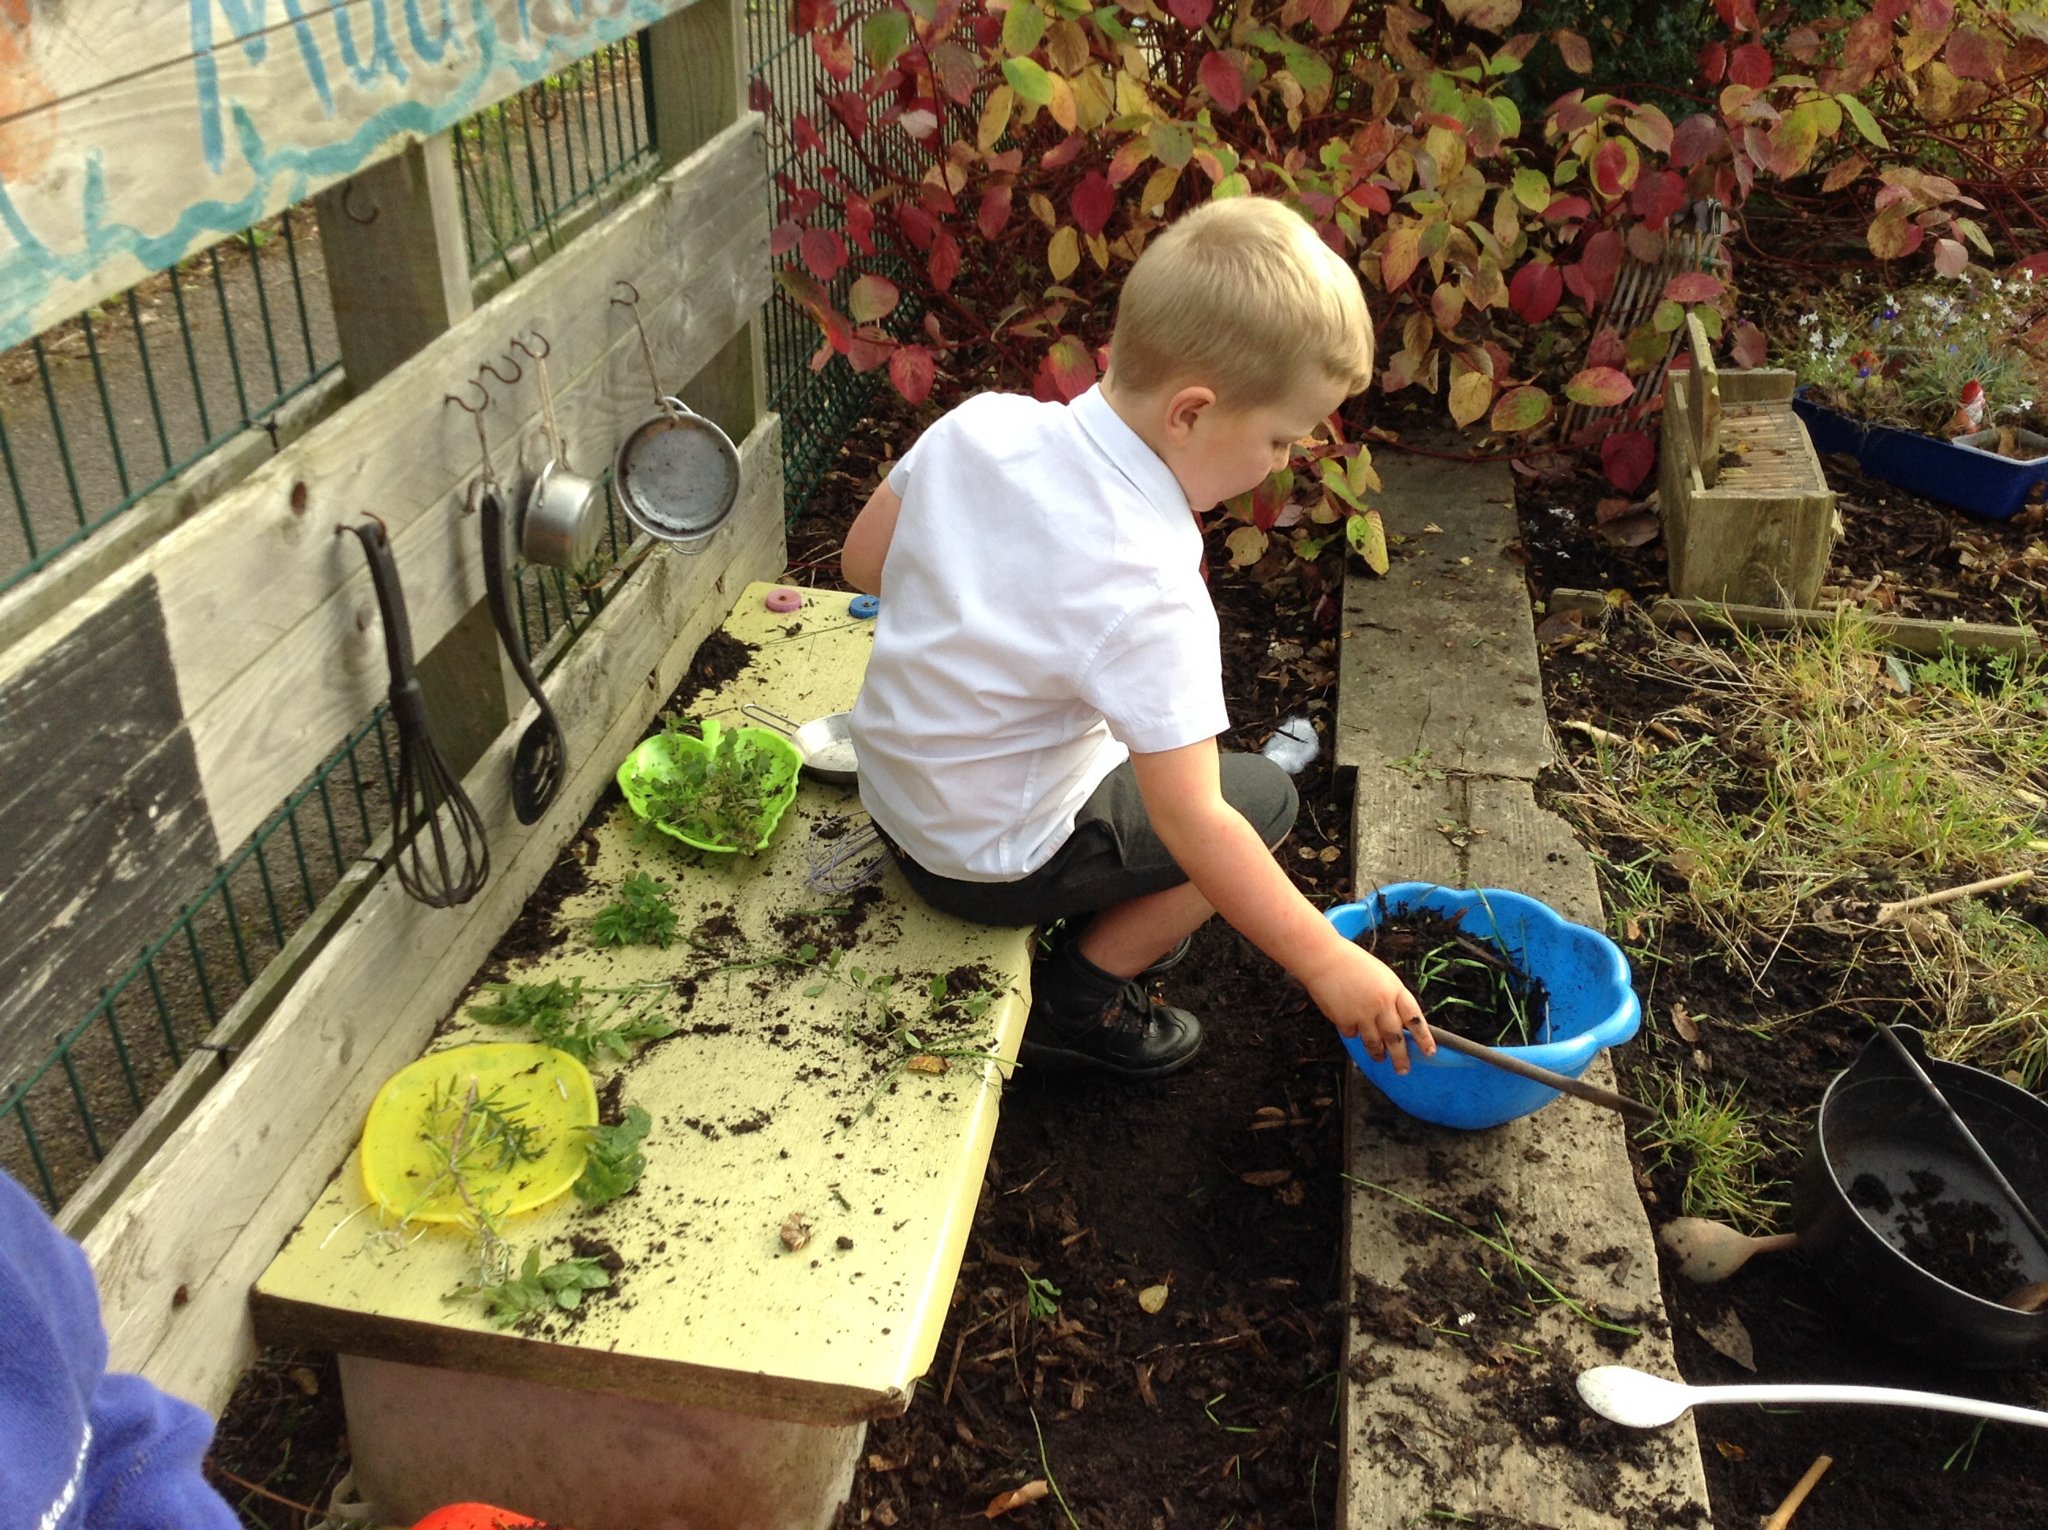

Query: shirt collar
<box><xmin>1070</xmin><ymin>385</ymin><xmax>1190</xmax><ymax>519</ymax></box>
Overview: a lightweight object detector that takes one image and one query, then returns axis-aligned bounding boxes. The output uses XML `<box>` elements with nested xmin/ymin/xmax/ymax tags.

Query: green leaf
<box><xmin>1003</xmin><ymin>56</ymin><xmax>1054</xmax><ymax>106</ymax></box>
<box><xmin>1511</xmin><ymin>167</ymin><xmax>1551</xmax><ymax>212</ymax></box>
<box><xmin>1953</xmin><ymin>216</ymin><xmax>1995</xmax><ymax>257</ymax></box>
<box><xmin>1835</xmin><ymin>92</ymin><xmax>1889</xmax><ymax>150</ymax></box>
<box><xmin>863</xmin><ymin>9</ymin><xmax>911</xmax><ymax>71</ymax></box>
<box><xmin>1318</xmin><ymin>456</ymin><xmax>1366</xmax><ymax>510</ymax></box>
<box><xmin>1346</xmin><ymin>509</ymin><xmax>1389</xmax><ymax>577</ymax></box>
<box><xmin>1488</xmin><ymin>384</ymin><xmax>1552</xmax><ymax>433</ymax></box>
<box><xmin>1003</xmin><ymin>1</ymin><xmax>1048</xmax><ymax>57</ymax></box>
<box><xmin>1491</xmin><ymin>95</ymin><xmax>1521</xmax><ymax>140</ymax></box>
<box><xmin>1652</xmin><ymin>297</ymin><xmax>1685</xmax><ymax>333</ymax></box>
<box><xmin>1564</xmin><ymin>366</ymin><xmax>1635</xmax><ymax>408</ymax></box>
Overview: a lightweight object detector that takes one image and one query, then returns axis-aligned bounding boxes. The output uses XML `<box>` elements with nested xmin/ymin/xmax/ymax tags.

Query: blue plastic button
<box><xmin>849</xmin><ymin>594</ymin><xmax>880</xmax><ymax>619</ymax></box>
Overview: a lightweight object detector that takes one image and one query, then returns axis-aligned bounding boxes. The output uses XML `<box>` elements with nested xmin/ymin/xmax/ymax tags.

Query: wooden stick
<box><xmin>1424</xmin><ymin>1028</ymin><xmax>1656</xmax><ymax>1123</ymax></box>
<box><xmin>1874</xmin><ymin>870</ymin><xmax>2033</xmax><ymax>925</ymax></box>
<box><xmin>1762</xmin><ymin>1453</ymin><xmax>1833</xmax><ymax>1530</ymax></box>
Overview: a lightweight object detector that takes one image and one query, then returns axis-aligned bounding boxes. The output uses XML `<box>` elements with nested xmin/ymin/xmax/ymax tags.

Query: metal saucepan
<box><xmin>614</xmin><ymin>397</ymin><xmax>741</xmax><ymax>550</ymax></box>
<box><xmin>522</xmin><ymin>458</ymin><xmax>606</xmax><ymax>572</ymax></box>
<box><xmin>739</xmin><ymin>704</ymin><xmax>857</xmax><ymax>784</ymax></box>
<box><xmin>1789</xmin><ymin>1026</ymin><xmax>2048</xmax><ymax>1369</ymax></box>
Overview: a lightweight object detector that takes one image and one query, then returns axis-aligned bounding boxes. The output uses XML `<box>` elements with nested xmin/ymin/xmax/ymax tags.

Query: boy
<box><xmin>841</xmin><ymin>196</ymin><xmax>1432</xmax><ymax>1081</ymax></box>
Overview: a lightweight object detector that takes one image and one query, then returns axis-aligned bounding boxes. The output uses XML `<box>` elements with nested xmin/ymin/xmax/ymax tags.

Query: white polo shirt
<box><xmin>850</xmin><ymin>384</ymin><xmax>1230</xmax><ymax>881</ymax></box>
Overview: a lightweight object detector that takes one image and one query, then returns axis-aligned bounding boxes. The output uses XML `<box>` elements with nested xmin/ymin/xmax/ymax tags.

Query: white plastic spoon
<box><xmin>1578</xmin><ymin>1365</ymin><xmax>2048</xmax><ymax>1431</ymax></box>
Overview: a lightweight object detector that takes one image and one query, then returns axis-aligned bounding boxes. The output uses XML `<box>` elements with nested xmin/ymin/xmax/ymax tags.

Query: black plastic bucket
<box><xmin>1790</xmin><ymin>1029</ymin><xmax>2048</xmax><ymax>1369</ymax></box>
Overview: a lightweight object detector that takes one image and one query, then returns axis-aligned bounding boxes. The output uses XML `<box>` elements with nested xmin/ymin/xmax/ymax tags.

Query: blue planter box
<box><xmin>1792</xmin><ymin>393</ymin><xmax>2048</xmax><ymax>522</ymax></box>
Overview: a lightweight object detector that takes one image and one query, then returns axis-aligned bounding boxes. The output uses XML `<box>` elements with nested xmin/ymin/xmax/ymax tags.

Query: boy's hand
<box><xmin>1302</xmin><ymin>945</ymin><xmax>1434</xmax><ymax>1073</ymax></box>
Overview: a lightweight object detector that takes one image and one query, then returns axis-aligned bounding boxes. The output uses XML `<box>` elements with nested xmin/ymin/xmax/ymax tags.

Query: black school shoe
<box><xmin>1019</xmin><ymin>933</ymin><xmax>1203</xmax><ymax>1080</ymax></box>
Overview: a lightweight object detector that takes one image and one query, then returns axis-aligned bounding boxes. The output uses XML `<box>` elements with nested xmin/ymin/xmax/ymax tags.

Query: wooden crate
<box><xmin>1661</xmin><ymin>316</ymin><xmax>1837</xmax><ymax>608</ymax></box>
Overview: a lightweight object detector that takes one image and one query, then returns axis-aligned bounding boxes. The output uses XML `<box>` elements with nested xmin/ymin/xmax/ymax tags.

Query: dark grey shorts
<box><xmin>891</xmin><ymin>751</ymin><xmax>1298</xmax><ymax>928</ymax></box>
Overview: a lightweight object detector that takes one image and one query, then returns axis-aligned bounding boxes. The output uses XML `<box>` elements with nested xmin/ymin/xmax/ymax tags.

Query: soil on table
<box><xmin>1354</xmin><ymin>906</ymin><xmax>1552</xmax><ymax>1049</ymax></box>
<box><xmin>1533</xmin><ymin>460</ymin><xmax>2048</xmax><ymax>1530</ymax></box>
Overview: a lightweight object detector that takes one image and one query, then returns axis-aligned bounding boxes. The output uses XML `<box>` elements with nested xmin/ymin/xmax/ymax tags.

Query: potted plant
<box><xmin>1790</xmin><ymin>268</ymin><xmax>2048</xmax><ymax>521</ymax></box>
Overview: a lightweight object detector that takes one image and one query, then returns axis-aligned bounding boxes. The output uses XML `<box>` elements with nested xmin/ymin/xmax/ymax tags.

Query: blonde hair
<box><xmin>1109</xmin><ymin>197</ymin><xmax>1374</xmax><ymax>403</ymax></box>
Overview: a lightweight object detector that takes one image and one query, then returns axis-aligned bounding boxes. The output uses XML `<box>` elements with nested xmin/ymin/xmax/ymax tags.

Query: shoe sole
<box><xmin>1016</xmin><ymin>1033</ymin><xmax>1204</xmax><ymax>1081</ymax></box>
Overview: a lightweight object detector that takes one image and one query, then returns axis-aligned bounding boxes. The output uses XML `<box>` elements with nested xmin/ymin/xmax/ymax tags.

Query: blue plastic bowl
<box><xmin>1327</xmin><ymin>883</ymin><xmax>1641</xmax><ymax>1130</ymax></box>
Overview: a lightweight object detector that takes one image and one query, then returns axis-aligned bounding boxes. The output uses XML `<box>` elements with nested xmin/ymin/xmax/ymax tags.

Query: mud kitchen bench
<box><xmin>252</xmin><ymin>584</ymin><xmax>1032</xmax><ymax>1530</ymax></box>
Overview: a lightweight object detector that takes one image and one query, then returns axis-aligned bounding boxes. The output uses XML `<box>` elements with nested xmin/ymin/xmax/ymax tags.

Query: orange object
<box><xmin>409</xmin><ymin>1506</ymin><xmax>546</xmax><ymax>1530</ymax></box>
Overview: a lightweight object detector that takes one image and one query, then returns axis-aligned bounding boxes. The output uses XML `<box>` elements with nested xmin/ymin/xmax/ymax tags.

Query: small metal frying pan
<box><xmin>739</xmin><ymin>704</ymin><xmax>857</xmax><ymax>784</ymax></box>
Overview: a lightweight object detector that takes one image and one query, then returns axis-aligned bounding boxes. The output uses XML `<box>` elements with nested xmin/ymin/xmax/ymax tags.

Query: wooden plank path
<box><xmin>1334</xmin><ymin>453</ymin><xmax>1714</xmax><ymax>1527</ymax></box>
<box><xmin>253</xmin><ymin>585</ymin><xmax>1033</xmax><ymax>1437</ymax></box>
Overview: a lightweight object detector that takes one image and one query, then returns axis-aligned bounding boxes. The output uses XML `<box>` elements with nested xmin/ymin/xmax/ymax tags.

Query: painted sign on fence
<box><xmin>0</xmin><ymin>0</ymin><xmax>688</xmax><ymax>352</ymax></box>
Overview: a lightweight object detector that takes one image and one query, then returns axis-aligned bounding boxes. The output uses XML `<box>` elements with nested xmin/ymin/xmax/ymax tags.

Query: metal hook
<box><xmin>609</xmin><ymin>284</ymin><xmax>669</xmax><ymax>405</ymax></box>
<box><xmin>479</xmin><ymin>355</ymin><xmax>522</xmax><ymax>387</ymax></box>
<box><xmin>512</xmin><ymin>329</ymin><xmax>552</xmax><ymax>361</ymax></box>
<box><xmin>443</xmin><ymin>380</ymin><xmax>490</xmax><ymax>414</ymax></box>
<box><xmin>340</xmin><ymin>178</ymin><xmax>380</xmax><ymax>225</ymax></box>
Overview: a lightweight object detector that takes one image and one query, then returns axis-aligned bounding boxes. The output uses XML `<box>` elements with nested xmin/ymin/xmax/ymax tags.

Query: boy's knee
<box><xmin>1221</xmin><ymin>752</ymin><xmax>1298</xmax><ymax>850</ymax></box>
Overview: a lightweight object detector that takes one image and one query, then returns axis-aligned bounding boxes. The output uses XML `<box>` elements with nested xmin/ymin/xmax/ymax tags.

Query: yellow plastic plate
<box><xmin>360</xmin><ymin>1043</ymin><xmax>598</xmax><ymax>1224</ymax></box>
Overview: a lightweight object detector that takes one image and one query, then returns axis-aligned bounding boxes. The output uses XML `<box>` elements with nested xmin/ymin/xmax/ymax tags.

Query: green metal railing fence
<box><xmin>5</xmin><ymin>19</ymin><xmax>890</xmax><ymax>1213</ymax></box>
<box><xmin>0</xmin><ymin>207</ymin><xmax>342</xmax><ymax>594</ymax></box>
<box><xmin>454</xmin><ymin>38</ymin><xmax>658</xmax><ymax>281</ymax></box>
<box><xmin>2</xmin><ymin>708</ymin><xmax>399</xmax><ymax>1210</ymax></box>
<box><xmin>747</xmin><ymin>1</ymin><xmax>906</xmax><ymax>523</ymax></box>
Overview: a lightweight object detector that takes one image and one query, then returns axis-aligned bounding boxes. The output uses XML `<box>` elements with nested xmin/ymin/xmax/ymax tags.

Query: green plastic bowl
<box><xmin>616</xmin><ymin>718</ymin><xmax>802</xmax><ymax>854</ymax></box>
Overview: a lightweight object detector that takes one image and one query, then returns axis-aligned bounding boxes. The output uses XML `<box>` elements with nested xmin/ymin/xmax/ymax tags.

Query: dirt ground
<box><xmin>210</xmin><ymin>402</ymin><xmax>2048</xmax><ymax>1528</ymax></box>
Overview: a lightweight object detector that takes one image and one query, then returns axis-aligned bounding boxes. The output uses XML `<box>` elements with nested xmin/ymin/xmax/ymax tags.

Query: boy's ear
<box><xmin>1163</xmin><ymin>384</ymin><xmax>1218</xmax><ymax>443</ymax></box>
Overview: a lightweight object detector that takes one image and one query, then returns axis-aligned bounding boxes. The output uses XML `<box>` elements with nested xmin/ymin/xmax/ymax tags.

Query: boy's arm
<box><xmin>1129</xmin><ymin>740</ymin><xmax>1434</xmax><ymax>1069</ymax></box>
<box><xmin>841</xmin><ymin>480</ymin><xmax>902</xmax><ymax>595</ymax></box>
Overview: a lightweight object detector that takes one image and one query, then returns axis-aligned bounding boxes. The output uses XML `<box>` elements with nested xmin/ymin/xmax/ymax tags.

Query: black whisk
<box><xmin>343</xmin><ymin>518</ymin><xmax>489</xmax><ymax>906</ymax></box>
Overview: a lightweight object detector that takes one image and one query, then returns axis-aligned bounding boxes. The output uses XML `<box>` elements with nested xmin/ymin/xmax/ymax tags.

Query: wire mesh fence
<box><xmin>2</xmin><ymin>707</ymin><xmax>398</xmax><ymax>1211</ymax></box>
<box><xmin>453</xmin><ymin>38</ymin><xmax>659</xmax><ymax>283</ymax></box>
<box><xmin>746</xmin><ymin>0</ymin><xmax>911</xmax><ymax>523</ymax></box>
<box><xmin>0</xmin><ymin>208</ymin><xmax>342</xmax><ymax>594</ymax></box>
<box><xmin>4</xmin><ymin>15</ymin><xmax>886</xmax><ymax>1213</ymax></box>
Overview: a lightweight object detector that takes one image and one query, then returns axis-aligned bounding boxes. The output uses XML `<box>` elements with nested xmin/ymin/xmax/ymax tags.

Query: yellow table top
<box><xmin>253</xmin><ymin>585</ymin><xmax>1031</xmax><ymax>1425</ymax></box>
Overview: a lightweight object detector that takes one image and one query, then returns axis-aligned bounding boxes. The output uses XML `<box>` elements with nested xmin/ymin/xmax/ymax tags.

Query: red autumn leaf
<box><xmin>1036</xmin><ymin>336</ymin><xmax>1099</xmax><ymax>402</ymax></box>
<box><xmin>1728</xmin><ymin>42</ymin><xmax>1773</xmax><ymax>87</ymax></box>
<box><xmin>791</xmin><ymin>0</ymin><xmax>835</xmax><ymax>33</ymax></box>
<box><xmin>978</xmin><ymin>184</ymin><xmax>1014</xmax><ymax>242</ymax></box>
<box><xmin>749</xmin><ymin>77</ymin><xmax>773</xmax><ymax>114</ymax></box>
<box><xmin>897</xmin><ymin>204</ymin><xmax>936</xmax><ymax>251</ymax></box>
<box><xmin>1541</xmin><ymin>194</ymin><xmax>1593</xmax><ymax>223</ymax></box>
<box><xmin>1508</xmin><ymin>260</ymin><xmax>1563</xmax><ymax>324</ymax></box>
<box><xmin>1072</xmin><ymin>171</ymin><xmax>1115</xmax><ymax>237</ymax></box>
<box><xmin>770</xmin><ymin>221</ymin><xmax>801</xmax><ymax>257</ymax></box>
<box><xmin>1730</xmin><ymin>320</ymin><xmax>1767</xmax><ymax>368</ymax></box>
<box><xmin>1670</xmin><ymin>114</ymin><xmax>1725</xmax><ymax>170</ymax></box>
<box><xmin>1592</xmin><ymin>138</ymin><xmax>1639</xmax><ymax>199</ymax></box>
<box><xmin>811</xmin><ymin>26</ymin><xmax>854</xmax><ymax>81</ymax></box>
<box><xmin>1554</xmin><ymin>28</ymin><xmax>1594</xmax><ymax>74</ymax></box>
<box><xmin>1586</xmin><ymin>325</ymin><xmax>1627</xmax><ymax>370</ymax></box>
<box><xmin>777</xmin><ymin>268</ymin><xmax>854</xmax><ymax>355</ymax></box>
<box><xmin>846</xmin><ymin>326</ymin><xmax>892</xmax><ymax>373</ymax></box>
<box><xmin>1664</xmin><ymin>272</ymin><xmax>1727</xmax><ymax>304</ymax></box>
<box><xmin>1200</xmin><ymin>50</ymin><xmax>1248</xmax><ymax>112</ymax></box>
<box><xmin>1630</xmin><ymin>169</ymin><xmax>1688</xmax><ymax>230</ymax></box>
<box><xmin>799</xmin><ymin>226</ymin><xmax>847</xmax><ymax>282</ymax></box>
<box><xmin>1566</xmin><ymin>366</ymin><xmax>1635</xmax><ymax>409</ymax></box>
<box><xmin>792</xmin><ymin>115</ymin><xmax>824</xmax><ymax>156</ymax></box>
<box><xmin>1601</xmin><ymin>430</ymin><xmax>1656</xmax><ymax>494</ymax></box>
<box><xmin>1698</xmin><ymin>41</ymin><xmax>1727</xmax><ymax>84</ymax></box>
<box><xmin>1945</xmin><ymin>27</ymin><xmax>2004</xmax><ymax>82</ymax></box>
<box><xmin>1042</xmin><ymin>135</ymin><xmax>1086</xmax><ymax>171</ymax></box>
<box><xmin>890</xmin><ymin>344</ymin><xmax>937</xmax><ymax>406</ymax></box>
<box><xmin>929</xmin><ymin>39</ymin><xmax>979</xmax><ymax>105</ymax></box>
<box><xmin>845</xmin><ymin>193</ymin><xmax>876</xmax><ymax>253</ymax></box>
<box><xmin>1345</xmin><ymin>181</ymin><xmax>1392</xmax><ymax>216</ymax></box>
<box><xmin>1714</xmin><ymin>0</ymin><xmax>1757</xmax><ymax>30</ymax></box>
<box><xmin>1933</xmin><ymin>236</ymin><xmax>1968</xmax><ymax>277</ymax></box>
<box><xmin>826</xmin><ymin>89</ymin><xmax>867</xmax><ymax>140</ymax></box>
<box><xmin>928</xmin><ymin>230</ymin><xmax>961</xmax><ymax>293</ymax></box>
<box><xmin>1167</xmin><ymin>0</ymin><xmax>1214</xmax><ymax>27</ymax></box>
